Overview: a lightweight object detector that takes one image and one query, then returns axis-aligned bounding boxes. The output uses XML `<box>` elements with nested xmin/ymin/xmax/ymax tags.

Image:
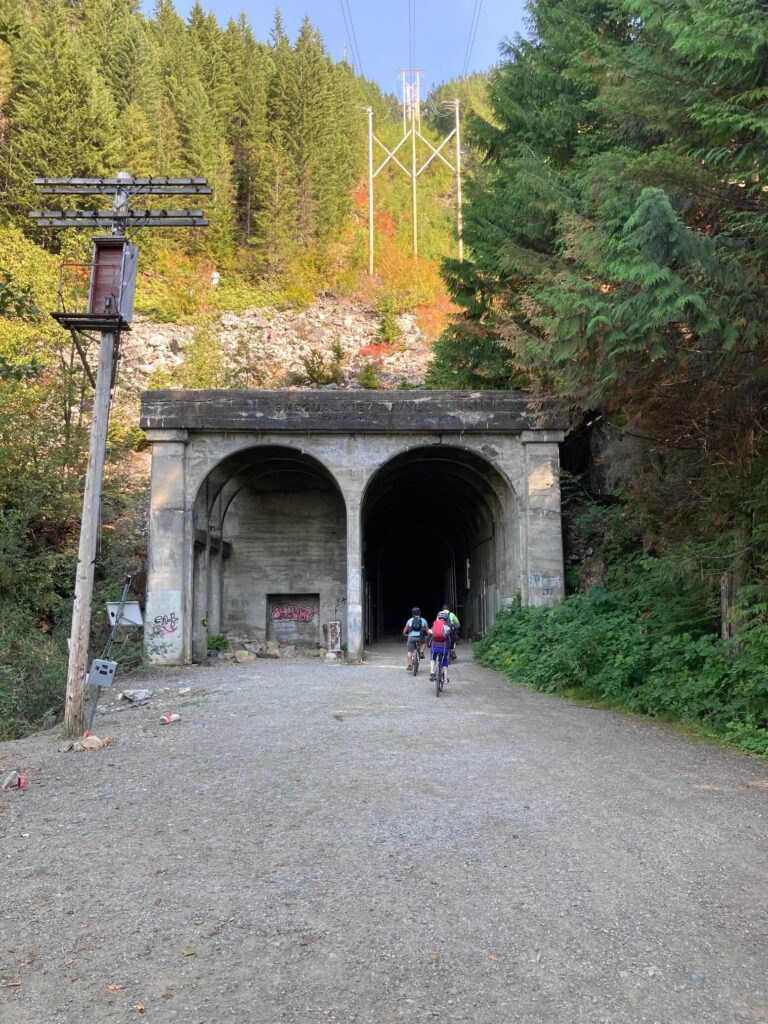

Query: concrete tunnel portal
<box><xmin>140</xmin><ymin>390</ymin><xmax>566</xmax><ymax>663</ymax></box>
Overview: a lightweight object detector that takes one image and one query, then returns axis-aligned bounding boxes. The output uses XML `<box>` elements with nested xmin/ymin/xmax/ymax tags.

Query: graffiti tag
<box><xmin>271</xmin><ymin>605</ymin><xmax>315</xmax><ymax>623</ymax></box>
<box><xmin>152</xmin><ymin>611</ymin><xmax>180</xmax><ymax>636</ymax></box>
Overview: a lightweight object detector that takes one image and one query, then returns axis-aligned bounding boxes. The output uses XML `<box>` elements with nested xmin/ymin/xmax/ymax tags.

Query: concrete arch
<box><xmin>190</xmin><ymin>445</ymin><xmax>347</xmax><ymax>661</ymax></box>
<box><xmin>361</xmin><ymin>445</ymin><xmax>519</xmax><ymax>639</ymax></box>
<box><xmin>187</xmin><ymin>439</ymin><xmax>346</xmax><ymax>518</ymax></box>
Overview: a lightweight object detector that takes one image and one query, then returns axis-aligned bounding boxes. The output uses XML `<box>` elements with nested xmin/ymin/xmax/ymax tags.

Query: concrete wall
<box><xmin>220</xmin><ymin>479</ymin><xmax>346</xmax><ymax>644</ymax></box>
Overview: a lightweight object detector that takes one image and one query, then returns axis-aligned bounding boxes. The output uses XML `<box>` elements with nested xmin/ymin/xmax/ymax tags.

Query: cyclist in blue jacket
<box><xmin>402</xmin><ymin>606</ymin><xmax>428</xmax><ymax>672</ymax></box>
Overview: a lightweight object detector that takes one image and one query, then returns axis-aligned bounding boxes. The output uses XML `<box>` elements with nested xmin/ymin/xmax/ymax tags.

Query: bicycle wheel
<box><xmin>435</xmin><ymin>654</ymin><xmax>441</xmax><ymax>697</ymax></box>
<box><xmin>412</xmin><ymin>645</ymin><xmax>419</xmax><ymax>675</ymax></box>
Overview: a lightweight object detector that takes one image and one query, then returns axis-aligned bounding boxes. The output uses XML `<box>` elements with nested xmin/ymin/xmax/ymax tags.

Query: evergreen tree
<box><xmin>430</xmin><ymin>0</ymin><xmax>768</xmax><ymax>615</ymax></box>
<box><xmin>6</xmin><ymin>0</ymin><xmax>120</xmax><ymax>221</ymax></box>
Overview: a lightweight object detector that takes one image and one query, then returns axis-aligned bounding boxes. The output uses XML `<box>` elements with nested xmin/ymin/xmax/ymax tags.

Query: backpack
<box><xmin>409</xmin><ymin>617</ymin><xmax>424</xmax><ymax>635</ymax></box>
<box><xmin>432</xmin><ymin>617</ymin><xmax>447</xmax><ymax>641</ymax></box>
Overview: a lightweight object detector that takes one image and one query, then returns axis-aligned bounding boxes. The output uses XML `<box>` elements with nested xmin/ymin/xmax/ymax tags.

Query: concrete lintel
<box><xmin>140</xmin><ymin>390</ymin><xmax>567</xmax><ymax>435</ymax></box>
<box><xmin>520</xmin><ymin>430</ymin><xmax>565</xmax><ymax>445</ymax></box>
<box><xmin>144</xmin><ymin>428</ymin><xmax>189</xmax><ymax>443</ymax></box>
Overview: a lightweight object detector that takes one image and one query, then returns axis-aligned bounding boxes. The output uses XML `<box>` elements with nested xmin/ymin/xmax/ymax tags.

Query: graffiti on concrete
<box><xmin>271</xmin><ymin>604</ymin><xmax>315</xmax><ymax>623</ymax></box>
<box><xmin>327</xmin><ymin>619</ymin><xmax>342</xmax><ymax>652</ymax></box>
<box><xmin>151</xmin><ymin>610</ymin><xmax>180</xmax><ymax>636</ymax></box>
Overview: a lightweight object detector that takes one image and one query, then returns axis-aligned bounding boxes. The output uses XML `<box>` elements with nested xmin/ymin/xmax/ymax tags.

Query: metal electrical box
<box><xmin>87</xmin><ymin>237</ymin><xmax>138</xmax><ymax>322</ymax></box>
<box><xmin>86</xmin><ymin>658</ymin><xmax>118</xmax><ymax>688</ymax></box>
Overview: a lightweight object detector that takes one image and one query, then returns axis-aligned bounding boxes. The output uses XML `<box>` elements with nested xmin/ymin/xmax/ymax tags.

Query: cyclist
<box><xmin>441</xmin><ymin>604</ymin><xmax>460</xmax><ymax>661</ymax></box>
<box><xmin>429</xmin><ymin>610</ymin><xmax>454</xmax><ymax>687</ymax></box>
<box><xmin>402</xmin><ymin>607</ymin><xmax>428</xmax><ymax>672</ymax></box>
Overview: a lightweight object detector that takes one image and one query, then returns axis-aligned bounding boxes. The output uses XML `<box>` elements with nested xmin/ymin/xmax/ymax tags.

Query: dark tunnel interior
<box><xmin>362</xmin><ymin>447</ymin><xmax>503</xmax><ymax>640</ymax></box>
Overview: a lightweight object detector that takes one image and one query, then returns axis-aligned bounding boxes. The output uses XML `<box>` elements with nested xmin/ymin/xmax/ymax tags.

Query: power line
<box><xmin>412</xmin><ymin>0</ymin><xmax>417</xmax><ymax>74</ymax></box>
<box><xmin>338</xmin><ymin>0</ymin><xmax>355</xmax><ymax>69</ymax></box>
<box><xmin>462</xmin><ymin>0</ymin><xmax>483</xmax><ymax>78</ymax></box>
<box><xmin>342</xmin><ymin>0</ymin><xmax>365</xmax><ymax>78</ymax></box>
<box><xmin>407</xmin><ymin>0</ymin><xmax>417</xmax><ymax>77</ymax></box>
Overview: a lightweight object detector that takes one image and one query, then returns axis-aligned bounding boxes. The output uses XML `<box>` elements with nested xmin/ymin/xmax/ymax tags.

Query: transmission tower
<box><xmin>364</xmin><ymin>72</ymin><xmax>463</xmax><ymax>274</ymax></box>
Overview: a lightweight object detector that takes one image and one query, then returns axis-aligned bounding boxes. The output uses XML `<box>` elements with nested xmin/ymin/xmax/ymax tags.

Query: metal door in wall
<box><xmin>267</xmin><ymin>593</ymin><xmax>320</xmax><ymax>646</ymax></box>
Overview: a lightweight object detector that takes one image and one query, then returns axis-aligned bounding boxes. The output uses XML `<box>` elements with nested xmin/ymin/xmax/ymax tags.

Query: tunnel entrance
<box><xmin>362</xmin><ymin>446</ymin><xmax>517</xmax><ymax>642</ymax></box>
<box><xmin>191</xmin><ymin>445</ymin><xmax>346</xmax><ymax>660</ymax></box>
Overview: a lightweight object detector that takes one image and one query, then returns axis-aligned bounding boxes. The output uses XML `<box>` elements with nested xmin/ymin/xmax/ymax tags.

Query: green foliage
<box><xmin>425</xmin><ymin>73</ymin><xmax>492</xmax><ymax>136</ymax></box>
<box><xmin>357</xmin><ymin>362</ymin><xmax>380</xmax><ymax>389</ymax></box>
<box><xmin>0</xmin><ymin>270</ymin><xmax>39</xmax><ymax>318</ymax></box>
<box><xmin>476</xmin><ymin>592</ymin><xmax>768</xmax><ymax>757</ymax></box>
<box><xmin>0</xmin><ymin>0</ymin><xmax>392</xmax><ymax>274</ymax></box>
<box><xmin>376</xmin><ymin>294</ymin><xmax>401</xmax><ymax>343</ymax></box>
<box><xmin>297</xmin><ymin>341</ymin><xmax>344</xmax><ymax>386</ymax></box>
<box><xmin>0</xmin><ymin>603</ymin><xmax>68</xmax><ymax>739</ymax></box>
<box><xmin>207</xmin><ymin>633</ymin><xmax>229</xmax><ymax>651</ymax></box>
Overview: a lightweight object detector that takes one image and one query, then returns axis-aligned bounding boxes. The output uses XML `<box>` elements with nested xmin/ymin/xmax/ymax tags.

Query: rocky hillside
<box><xmin>119</xmin><ymin>297</ymin><xmax>433</xmax><ymax>405</ymax></box>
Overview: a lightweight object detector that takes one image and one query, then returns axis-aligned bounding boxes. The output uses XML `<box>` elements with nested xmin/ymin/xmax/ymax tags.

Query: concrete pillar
<box><xmin>345</xmin><ymin>490</ymin><xmax>364</xmax><ymax>662</ymax></box>
<box><xmin>520</xmin><ymin>430</ymin><xmax>565</xmax><ymax>607</ymax></box>
<box><xmin>144</xmin><ymin>429</ymin><xmax>189</xmax><ymax>663</ymax></box>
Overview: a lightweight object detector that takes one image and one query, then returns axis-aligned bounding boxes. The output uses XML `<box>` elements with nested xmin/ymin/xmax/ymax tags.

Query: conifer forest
<box><xmin>0</xmin><ymin>0</ymin><xmax>767</xmax><ymax>755</ymax></box>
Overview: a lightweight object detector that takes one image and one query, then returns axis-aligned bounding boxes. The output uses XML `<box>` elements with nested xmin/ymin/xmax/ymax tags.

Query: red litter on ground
<box><xmin>160</xmin><ymin>712</ymin><xmax>181</xmax><ymax>725</ymax></box>
<box><xmin>1</xmin><ymin>770</ymin><xmax>28</xmax><ymax>791</ymax></box>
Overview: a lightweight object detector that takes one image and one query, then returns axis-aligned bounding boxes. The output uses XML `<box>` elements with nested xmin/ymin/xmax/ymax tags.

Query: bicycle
<box><xmin>412</xmin><ymin>639</ymin><xmax>421</xmax><ymax>675</ymax></box>
<box><xmin>434</xmin><ymin>647</ymin><xmax>448</xmax><ymax>696</ymax></box>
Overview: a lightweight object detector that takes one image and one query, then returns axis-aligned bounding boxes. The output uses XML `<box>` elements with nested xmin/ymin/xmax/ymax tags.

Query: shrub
<box><xmin>475</xmin><ymin>588</ymin><xmax>768</xmax><ymax>757</ymax></box>
<box><xmin>207</xmin><ymin>634</ymin><xmax>229</xmax><ymax>651</ymax></box>
<box><xmin>299</xmin><ymin>342</ymin><xmax>344</xmax><ymax>386</ymax></box>
<box><xmin>358</xmin><ymin>362</ymin><xmax>380</xmax><ymax>389</ymax></box>
<box><xmin>0</xmin><ymin>603</ymin><xmax>67</xmax><ymax>739</ymax></box>
<box><xmin>377</xmin><ymin>294</ymin><xmax>401</xmax><ymax>343</ymax></box>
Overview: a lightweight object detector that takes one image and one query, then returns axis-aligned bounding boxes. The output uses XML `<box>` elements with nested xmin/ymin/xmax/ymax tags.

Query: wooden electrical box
<box><xmin>87</xmin><ymin>237</ymin><xmax>138</xmax><ymax>321</ymax></box>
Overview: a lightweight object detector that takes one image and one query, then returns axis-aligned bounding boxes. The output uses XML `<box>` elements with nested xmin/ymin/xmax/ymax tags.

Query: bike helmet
<box><xmin>438</xmin><ymin>610</ymin><xmax>450</xmax><ymax>620</ymax></box>
<box><xmin>412</xmin><ymin>607</ymin><xmax>421</xmax><ymax>615</ymax></box>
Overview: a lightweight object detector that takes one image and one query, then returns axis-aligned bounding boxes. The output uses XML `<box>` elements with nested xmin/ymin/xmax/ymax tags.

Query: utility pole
<box><xmin>455</xmin><ymin>98</ymin><xmax>464</xmax><ymax>262</ymax></box>
<box><xmin>367</xmin><ymin>106</ymin><xmax>374</xmax><ymax>276</ymax></box>
<box><xmin>410</xmin><ymin>86</ymin><xmax>419</xmax><ymax>257</ymax></box>
<box><xmin>365</xmin><ymin>78</ymin><xmax>463</xmax><ymax>274</ymax></box>
<box><xmin>29</xmin><ymin>173</ymin><xmax>210</xmax><ymax>734</ymax></box>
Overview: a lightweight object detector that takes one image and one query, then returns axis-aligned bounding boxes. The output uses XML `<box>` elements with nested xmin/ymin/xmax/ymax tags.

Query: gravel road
<box><xmin>1</xmin><ymin>642</ymin><xmax>767</xmax><ymax>1024</ymax></box>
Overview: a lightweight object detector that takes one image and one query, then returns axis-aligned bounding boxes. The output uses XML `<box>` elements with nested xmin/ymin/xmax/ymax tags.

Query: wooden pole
<box><xmin>63</xmin><ymin>329</ymin><xmax>116</xmax><ymax>734</ymax></box>
<box><xmin>455</xmin><ymin>99</ymin><xmax>464</xmax><ymax>262</ymax></box>
<box><xmin>367</xmin><ymin>106</ymin><xmax>374</xmax><ymax>276</ymax></box>
<box><xmin>411</xmin><ymin>122</ymin><xmax>418</xmax><ymax>258</ymax></box>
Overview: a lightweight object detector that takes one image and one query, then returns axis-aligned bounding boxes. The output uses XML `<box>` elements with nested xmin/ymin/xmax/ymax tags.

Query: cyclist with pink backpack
<box><xmin>429</xmin><ymin>610</ymin><xmax>454</xmax><ymax>688</ymax></box>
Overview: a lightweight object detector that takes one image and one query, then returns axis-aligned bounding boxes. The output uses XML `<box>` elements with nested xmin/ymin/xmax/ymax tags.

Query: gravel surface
<box><xmin>1</xmin><ymin>642</ymin><xmax>767</xmax><ymax>1024</ymax></box>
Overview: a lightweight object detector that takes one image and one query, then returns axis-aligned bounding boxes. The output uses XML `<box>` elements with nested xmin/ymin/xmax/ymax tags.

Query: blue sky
<box><xmin>140</xmin><ymin>0</ymin><xmax>529</xmax><ymax>93</ymax></box>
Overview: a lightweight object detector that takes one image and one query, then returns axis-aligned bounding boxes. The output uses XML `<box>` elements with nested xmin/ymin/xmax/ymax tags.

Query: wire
<box><xmin>462</xmin><ymin>0</ymin><xmax>483</xmax><ymax>78</ymax></box>
<box><xmin>342</xmin><ymin>0</ymin><xmax>365</xmax><ymax>78</ymax></box>
<box><xmin>338</xmin><ymin>0</ymin><xmax>354</xmax><ymax>69</ymax></box>
<box><xmin>412</xmin><ymin>0</ymin><xmax>417</xmax><ymax>75</ymax></box>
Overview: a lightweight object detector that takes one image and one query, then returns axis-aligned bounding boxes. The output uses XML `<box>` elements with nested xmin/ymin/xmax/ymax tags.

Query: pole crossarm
<box><xmin>415</xmin><ymin>128</ymin><xmax>457</xmax><ymax>176</ymax></box>
<box><xmin>373</xmin><ymin>132</ymin><xmax>412</xmax><ymax>179</ymax></box>
<box><xmin>29</xmin><ymin>210</ymin><xmax>209</xmax><ymax>228</ymax></box>
<box><xmin>34</xmin><ymin>176</ymin><xmax>212</xmax><ymax>195</ymax></box>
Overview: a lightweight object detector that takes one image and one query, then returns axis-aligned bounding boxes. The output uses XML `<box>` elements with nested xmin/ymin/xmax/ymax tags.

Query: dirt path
<box><xmin>1</xmin><ymin>642</ymin><xmax>767</xmax><ymax>1024</ymax></box>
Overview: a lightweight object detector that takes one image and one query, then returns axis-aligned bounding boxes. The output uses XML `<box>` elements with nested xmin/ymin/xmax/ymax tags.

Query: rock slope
<box><xmin>119</xmin><ymin>297</ymin><xmax>432</xmax><ymax>399</ymax></box>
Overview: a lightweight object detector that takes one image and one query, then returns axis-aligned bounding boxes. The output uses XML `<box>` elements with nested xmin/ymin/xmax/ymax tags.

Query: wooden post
<box><xmin>64</xmin><ymin>330</ymin><xmax>116</xmax><ymax>734</ymax></box>
<box><xmin>455</xmin><ymin>99</ymin><xmax>464</xmax><ymax>262</ymax></box>
<box><xmin>411</xmin><ymin>121</ymin><xmax>418</xmax><ymax>257</ymax></box>
<box><xmin>367</xmin><ymin>106</ymin><xmax>374</xmax><ymax>276</ymax></box>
